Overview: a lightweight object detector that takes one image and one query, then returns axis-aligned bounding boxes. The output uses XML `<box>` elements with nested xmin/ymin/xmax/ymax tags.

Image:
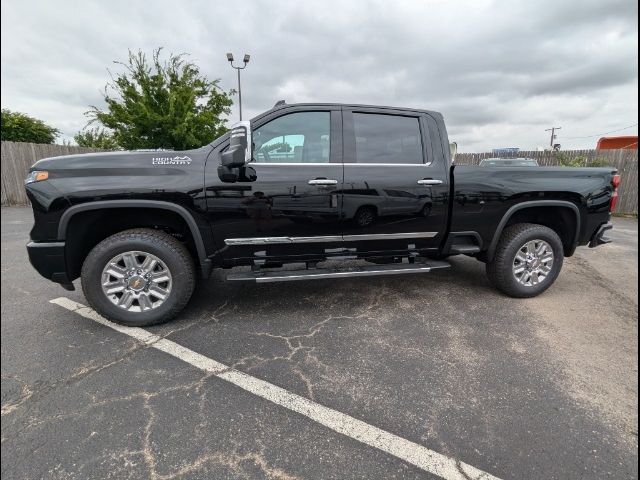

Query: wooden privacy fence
<box><xmin>1</xmin><ymin>141</ymin><xmax>638</xmax><ymax>214</ymax></box>
<box><xmin>455</xmin><ymin>149</ymin><xmax>638</xmax><ymax>215</ymax></box>
<box><xmin>1</xmin><ymin>141</ymin><xmax>103</xmax><ymax>206</ymax></box>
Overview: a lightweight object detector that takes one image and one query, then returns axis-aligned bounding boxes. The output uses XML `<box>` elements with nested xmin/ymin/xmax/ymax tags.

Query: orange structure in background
<box><xmin>596</xmin><ymin>135</ymin><xmax>638</xmax><ymax>150</ymax></box>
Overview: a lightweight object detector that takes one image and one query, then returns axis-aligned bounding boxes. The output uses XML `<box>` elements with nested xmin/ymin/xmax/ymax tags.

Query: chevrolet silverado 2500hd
<box><xmin>25</xmin><ymin>102</ymin><xmax>618</xmax><ymax>326</ymax></box>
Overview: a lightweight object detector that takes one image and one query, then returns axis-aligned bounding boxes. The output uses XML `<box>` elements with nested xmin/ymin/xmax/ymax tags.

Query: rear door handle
<box><xmin>308</xmin><ymin>179</ymin><xmax>338</xmax><ymax>186</ymax></box>
<box><xmin>417</xmin><ymin>179</ymin><xmax>443</xmax><ymax>186</ymax></box>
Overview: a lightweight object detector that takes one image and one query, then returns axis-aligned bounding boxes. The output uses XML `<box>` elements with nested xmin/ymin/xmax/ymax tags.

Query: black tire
<box><xmin>486</xmin><ymin>223</ymin><xmax>564</xmax><ymax>298</ymax></box>
<box><xmin>354</xmin><ymin>206</ymin><xmax>377</xmax><ymax>227</ymax></box>
<box><xmin>81</xmin><ymin>228</ymin><xmax>196</xmax><ymax>326</ymax></box>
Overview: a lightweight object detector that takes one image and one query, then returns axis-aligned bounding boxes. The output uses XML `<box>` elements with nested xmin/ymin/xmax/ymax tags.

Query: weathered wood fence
<box><xmin>1</xmin><ymin>141</ymin><xmax>104</xmax><ymax>206</ymax></box>
<box><xmin>455</xmin><ymin>149</ymin><xmax>638</xmax><ymax>215</ymax></box>
<box><xmin>1</xmin><ymin>141</ymin><xmax>638</xmax><ymax>214</ymax></box>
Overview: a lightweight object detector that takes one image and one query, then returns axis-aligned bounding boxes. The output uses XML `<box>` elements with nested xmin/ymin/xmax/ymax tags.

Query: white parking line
<box><xmin>51</xmin><ymin>297</ymin><xmax>501</xmax><ymax>480</ymax></box>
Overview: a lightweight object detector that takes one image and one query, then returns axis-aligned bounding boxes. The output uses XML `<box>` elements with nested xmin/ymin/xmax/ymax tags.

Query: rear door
<box><xmin>341</xmin><ymin>108</ymin><xmax>449</xmax><ymax>256</ymax></box>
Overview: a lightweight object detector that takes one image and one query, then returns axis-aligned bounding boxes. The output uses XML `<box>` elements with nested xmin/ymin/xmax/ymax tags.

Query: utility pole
<box><xmin>545</xmin><ymin>126</ymin><xmax>562</xmax><ymax>149</ymax></box>
<box><xmin>226</xmin><ymin>53</ymin><xmax>250</xmax><ymax>121</ymax></box>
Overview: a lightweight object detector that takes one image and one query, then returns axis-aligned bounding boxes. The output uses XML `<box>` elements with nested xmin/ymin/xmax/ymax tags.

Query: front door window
<box><xmin>253</xmin><ymin>112</ymin><xmax>331</xmax><ymax>164</ymax></box>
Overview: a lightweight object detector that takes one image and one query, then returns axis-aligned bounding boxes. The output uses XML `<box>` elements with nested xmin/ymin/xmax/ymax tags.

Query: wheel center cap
<box><xmin>128</xmin><ymin>275</ymin><xmax>146</xmax><ymax>291</ymax></box>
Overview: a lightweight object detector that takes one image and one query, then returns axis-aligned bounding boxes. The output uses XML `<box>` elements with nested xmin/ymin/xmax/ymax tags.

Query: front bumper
<box><xmin>588</xmin><ymin>222</ymin><xmax>613</xmax><ymax>248</ymax></box>
<box><xmin>26</xmin><ymin>241</ymin><xmax>75</xmax><ymax>290</ymax></box>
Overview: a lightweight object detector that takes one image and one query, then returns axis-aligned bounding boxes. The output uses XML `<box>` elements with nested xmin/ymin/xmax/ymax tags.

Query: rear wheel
<box><xmin>81</xmin><ymin>228</ymin><xmax>195</xmax><ymax>326</ymax></box>
<box><xmin>486</xmin><ymin>223</ymin><xmax>564</xmax><ymax>298</ymax></box>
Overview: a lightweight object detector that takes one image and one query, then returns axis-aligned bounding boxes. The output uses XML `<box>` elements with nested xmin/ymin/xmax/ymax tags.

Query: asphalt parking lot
<box><xmin>1</xmin><ymin>206</ymin><xmax>638</xmax><ymax>479</ymax></box>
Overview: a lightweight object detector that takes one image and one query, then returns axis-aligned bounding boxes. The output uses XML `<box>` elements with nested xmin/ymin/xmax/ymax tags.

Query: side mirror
<box><xmin>240</xmin><ymin>166</ymin><xmax>257</xmax><ymax>182</ymax></box>
<box><xmin>221</xmin><ymin>121</ymin><xmax>252</xmax><ymax>168</ymax></box>
<box><xmin>217</xmin><ymin>165</ymin><xmax>239</xmax><ymax>183</ymax></box>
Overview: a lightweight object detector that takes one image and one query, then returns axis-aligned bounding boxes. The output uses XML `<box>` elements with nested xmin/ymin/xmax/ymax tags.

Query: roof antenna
<box><xmin>274</xmin><ymin>100</ymin><xmax>286</xmax><ymax>108</ymax></box>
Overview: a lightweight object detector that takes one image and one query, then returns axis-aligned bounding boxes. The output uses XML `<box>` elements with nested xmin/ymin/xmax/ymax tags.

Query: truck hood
<box><xmin>27</xmin><ymin>146</ymin><xmax>214</xmax><ymax>206</ymax></box>
<box><xmin>31</xmin><ymin>147</ymin><xmax>212</xmax><ymax>172</ymax></box>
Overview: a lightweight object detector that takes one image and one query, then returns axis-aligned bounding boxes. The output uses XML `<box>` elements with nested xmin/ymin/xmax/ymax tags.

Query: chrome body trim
<box><xmin>249</xmin><ymin>163</ymin><xmax>433</xmax><ymax>167</ymax></box>
<box><xmin>343</xmin><ymin>232</ymin><xmax>438</xmax><ymax>241</ymax></box>
<box><xmin>417</xmin><ymin>179</ymin><xmax>443</xmax><ymax>186</ymax></box>
<box><xmin>224</xmin><ymin>232</ymin><xmax>438</xmax><ymax>246</ymax></box>
<box><xmin>27</xmin><ymin>241</ymin><xmax>65</xmax><ymax>248</ymax></box>
<box><xmin>249</xmin><ymin>162</ymin><xmax>342</xmax><ymax>167</ymax></box>
<box><xmin>225</xmin><ymin>236</ymin><xmax>343</xmax><ymax>246</ymax></box>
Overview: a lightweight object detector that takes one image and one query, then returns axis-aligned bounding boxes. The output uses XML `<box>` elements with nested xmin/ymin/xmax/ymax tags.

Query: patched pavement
<box><xmin>2</xmin><ymin>206</ymin><xmax>638</xmax><ymax>479</ymax></box>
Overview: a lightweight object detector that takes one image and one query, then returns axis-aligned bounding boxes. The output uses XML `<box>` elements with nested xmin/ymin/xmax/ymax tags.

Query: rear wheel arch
<box><xmin>487</xmin><ymin>201</ymin><xmax>581</xmax><ymax>262</ymax></box>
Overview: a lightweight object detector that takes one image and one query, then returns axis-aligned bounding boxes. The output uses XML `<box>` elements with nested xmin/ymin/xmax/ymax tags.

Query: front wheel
<box><xmin>81</xmin><ymin>229</ymin><xmax>196</xmax><ymax>326</ymax></box>
<box><xmin>486</xmin><ymin>223</ymin><xmax>564</xmax><ymax>298</ymax></box>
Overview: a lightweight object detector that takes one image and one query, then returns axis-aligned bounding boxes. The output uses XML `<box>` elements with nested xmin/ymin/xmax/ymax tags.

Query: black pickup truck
<box><xmin>25</xmin><ymin>102</ymin><xmax>618</xmax><ymax>326</ymax></box>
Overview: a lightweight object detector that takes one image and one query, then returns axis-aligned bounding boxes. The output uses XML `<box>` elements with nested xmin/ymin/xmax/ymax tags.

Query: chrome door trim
<box><xmin>343</xmin><ymin>163</ymin><xmax>431</xmax><ymax>167</ymax></box>
<box><xmin>224</xmin><ymin>231</ymin><xmax>438</xmax><ymax>246</ymax></box>
<box><xmin>417</xmin><ymin>179</ymin><xmax>443</xmax><ymax>185</ymax></box>
<box><xmin>250</xmin><ymin>163</ymin><xmax>436</xmax><ymax>167</ymax></box>
<box><xmin>225</xmin><ymin>235</ymin><xmax>343</xmax><ymax>246</ymax></box>
<box><xmin>308</xmin><ymin>179</ymin><xmax>338</xmax><ymax>186</ymax></box>
<box><xmin>343</xmin><ymin>232</ymin><xmax>438</xmax><ymax>241</ymax></box>
<box><xmin>249</xmin><ymin>163</ymin><xmax>343</xmax><ymax>167</ymax></box>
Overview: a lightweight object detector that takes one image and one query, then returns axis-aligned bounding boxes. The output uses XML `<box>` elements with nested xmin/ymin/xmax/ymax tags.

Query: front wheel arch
<box><xmin>59</xmin><ymin>201</ymin><xmax>212</xmax><ymax>279</ymax></box>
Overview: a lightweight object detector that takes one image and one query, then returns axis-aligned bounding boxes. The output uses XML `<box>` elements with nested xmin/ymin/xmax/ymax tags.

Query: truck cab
<box><xmin>207</xmin><ymin>104</ymin><xmax>450</xmax><ymax>264</ymax></box>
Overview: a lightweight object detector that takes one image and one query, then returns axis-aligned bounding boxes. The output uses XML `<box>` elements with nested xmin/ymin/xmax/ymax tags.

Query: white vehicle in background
<box><xmin>479</xmin><ymin>158</ymin><xmax>539</xmax><ymax>167</ymax></box>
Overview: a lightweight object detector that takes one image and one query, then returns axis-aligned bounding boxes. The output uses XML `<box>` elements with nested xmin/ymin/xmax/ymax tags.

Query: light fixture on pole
<box><xmin>226</xmin><ymin>53</ymin><xmax>250</xmax><ymax>121</ymax></box>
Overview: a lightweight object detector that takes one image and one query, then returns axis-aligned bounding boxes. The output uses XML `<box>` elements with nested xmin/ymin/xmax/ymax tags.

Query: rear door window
<box><xmin>352</xmin><ymin>113</ymin><xmax>423</xmax><ymax>164</ymax></box>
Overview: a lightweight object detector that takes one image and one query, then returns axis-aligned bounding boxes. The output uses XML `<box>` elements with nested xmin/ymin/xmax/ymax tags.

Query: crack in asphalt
<box><xmin>229</xmin><ymin>288</ymin><xmax>389</xmax><ymax>401</ymax></box>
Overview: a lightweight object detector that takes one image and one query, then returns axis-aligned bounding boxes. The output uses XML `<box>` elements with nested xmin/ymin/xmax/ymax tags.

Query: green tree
<box><xmin>74</xmin><ymin>127</ymin><xmax>119</xmax><ymax>150</ymax></box>
<box><xmin>0</xmin><ymin>109</ymin><xmax>60</xmax><ymax>143</ymax></box>
<box><xmin>553</xmin><ymin>151</ymin><xmax>609</xmax><ymax>168</ymax></box>
<box><xmin>86</xmin><ymin>49</ymin><xmax>233</xmax><ymax>150</ymax></box>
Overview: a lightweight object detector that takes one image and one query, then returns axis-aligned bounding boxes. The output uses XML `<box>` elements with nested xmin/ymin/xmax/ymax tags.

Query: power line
<box><xmin>563</xmin><ymin>123</ymin><xmax>638</xmax><ymax>140</ymax></box>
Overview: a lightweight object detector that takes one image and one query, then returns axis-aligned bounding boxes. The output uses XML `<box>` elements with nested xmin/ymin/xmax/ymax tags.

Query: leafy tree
<box><xmin>1</xmin><ymin>109</ymin><xmax>60</xmax><ymax>143</ymax></box>
<box><xmin>553</xmin><ymin>152</ymin><xmax>609</xmax><ymax>168</ymax></box>
<box><xmin>74</xmin><ymin>128</ymin><xmax>119</xmax><ymax>150</ymax></box>
<box><xmin>86</xmin><ymin>49</ymin><xmax>233</xmax><ymax>150</ymax></box>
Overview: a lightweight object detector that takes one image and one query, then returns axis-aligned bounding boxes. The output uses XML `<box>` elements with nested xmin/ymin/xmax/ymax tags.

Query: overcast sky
<box><xmin>1</xmin><ymin>0</ymin><xmax>637</xmax><ymax>152</ymax></box>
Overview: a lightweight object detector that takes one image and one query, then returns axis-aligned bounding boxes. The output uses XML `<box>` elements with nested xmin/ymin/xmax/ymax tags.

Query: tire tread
<box><xmin>81</xmin><ymin>228</ymin><xmax>195</xmax><ymax>326</ymax></box>
<box><xmin>486</xmin><ymin>223</ymin><xmax>563</xmax><ymax>298</ymax></box>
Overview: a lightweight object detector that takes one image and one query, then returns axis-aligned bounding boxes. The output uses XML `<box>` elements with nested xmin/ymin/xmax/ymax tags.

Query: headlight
<box><xmin>25</xmin><ymin>170</ymin><xmax>49</xmax><ymax>185</ymax></box>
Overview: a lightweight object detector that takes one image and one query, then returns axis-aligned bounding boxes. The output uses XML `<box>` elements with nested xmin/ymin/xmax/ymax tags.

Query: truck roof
<box><xmin>262</xmin><ymin>101</ymin><xmax>443</xmax><ymax>118</ymax></box>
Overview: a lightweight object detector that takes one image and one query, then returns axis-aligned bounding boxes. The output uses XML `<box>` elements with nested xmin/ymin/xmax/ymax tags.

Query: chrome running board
<box><xmin>227</xmin><ymin>260</ymin><xmax>450</xmax><ymax>283</ymax></box>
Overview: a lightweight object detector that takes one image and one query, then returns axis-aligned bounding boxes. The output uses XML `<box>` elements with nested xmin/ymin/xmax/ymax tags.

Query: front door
<box><xmin>205</xmin><ymin>108</ymin><xmax>344</xmax><ymax>263</ymax></box>
<box><xmin>340</xmin><ymin>108</ymin><xmax>449</xmax><ymax>256</ymax></box>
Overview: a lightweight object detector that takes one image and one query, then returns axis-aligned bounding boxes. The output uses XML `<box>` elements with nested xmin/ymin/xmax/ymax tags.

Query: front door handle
<box><xmin>308</xmin><ymin>179</ymin><xmax>338</xmax><ymax>186</ymax></box>
<box><xmin>417</xmin><ymin>179</ymin><xmax>443</xmax><ymax>186</ymax></box>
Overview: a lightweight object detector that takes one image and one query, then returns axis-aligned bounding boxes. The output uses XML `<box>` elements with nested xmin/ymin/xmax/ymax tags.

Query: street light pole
<box><xmin>226</xmin><ymin>53</ymin><xmax>250</xmax><ymax>121</ymax></box>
